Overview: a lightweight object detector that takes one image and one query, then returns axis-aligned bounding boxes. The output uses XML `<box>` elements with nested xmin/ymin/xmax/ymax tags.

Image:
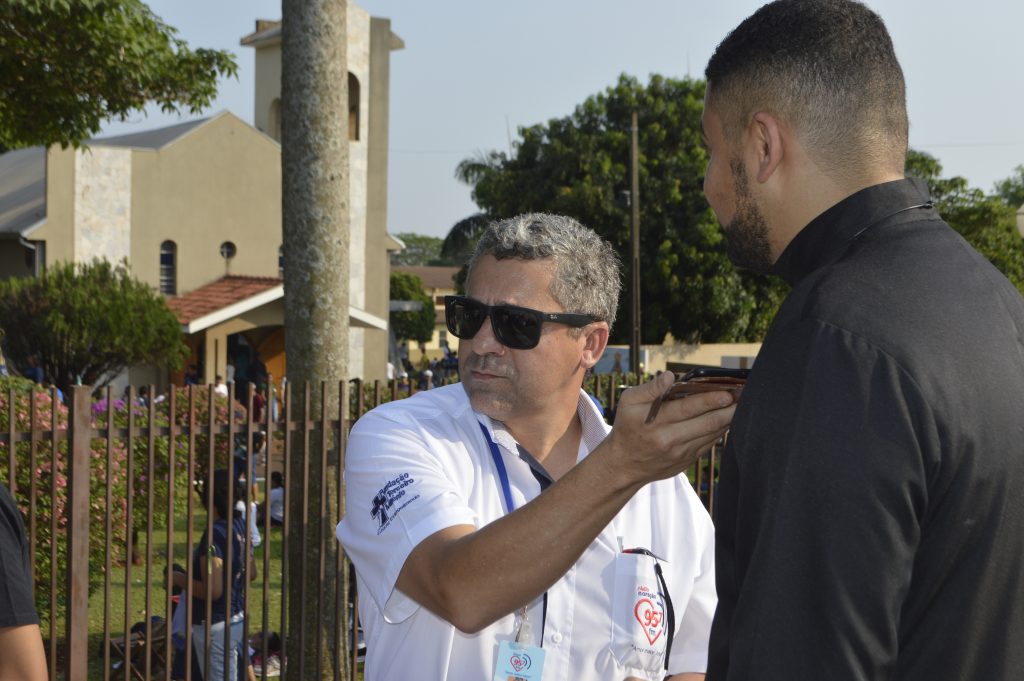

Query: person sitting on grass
<box><xmin>258</xmin><ymin>471</ymin><xmax>285</xmax><ymax>528</ymax></box>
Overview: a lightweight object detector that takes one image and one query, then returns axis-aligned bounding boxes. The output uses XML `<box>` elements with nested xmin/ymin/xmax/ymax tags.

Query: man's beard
<box><xmin>459</xmin><ymin>353</ymin><xmax>518</xmax><ymax>418</ymax></box>
<box><xmin>722</xmin><ymin>159</ymin><xmax>774</xmax><ymax>274</ymax></box>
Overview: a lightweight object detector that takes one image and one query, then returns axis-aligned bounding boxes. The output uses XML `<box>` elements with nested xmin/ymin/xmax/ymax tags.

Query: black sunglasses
<box><xmin>444</xmin><ymin>295</ymin><xmax>599</xmax><ymax>350</ymax></box>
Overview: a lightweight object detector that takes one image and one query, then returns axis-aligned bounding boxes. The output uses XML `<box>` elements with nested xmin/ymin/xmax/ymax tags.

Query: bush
<box><xmin>0</xmin><ymin>375</ymin><xmax>71</xmax><ymax>618</ymax></box>
<box><xmin>0</xmin><ymin>378</ymin><xmax>243</xmax><ymax>619</ymax></box>
<box><xmin>0</xmin><ymin>259</ymin><xmax>188</xmax><ymax>396</ymax></box>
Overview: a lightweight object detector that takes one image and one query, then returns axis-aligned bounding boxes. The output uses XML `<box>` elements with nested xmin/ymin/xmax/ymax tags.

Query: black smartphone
<box><xmin>645</xmin><ymin>366</ymin><xmax>750</xmax><ymax>424</ymax></box>
<box><xmin>680</xmin><ymin>366</ymin><xmax>750</xmax><ymax>382</ymax></box>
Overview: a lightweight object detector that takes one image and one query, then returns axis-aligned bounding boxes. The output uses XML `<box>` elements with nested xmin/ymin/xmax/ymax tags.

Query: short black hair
<box><xmin>198</xmin><ymin>468</ymin><xmax>243</xmax><ymax>520</ymax></box>
<box><xmin>705</xmin><ymin>0</ymin><xmax>907</xmax><ymax>179</ymax></box>
<box><xmin>271</xmin><ymin>471</ymin><xmax>283</xmax><ymax>487</ymax></box>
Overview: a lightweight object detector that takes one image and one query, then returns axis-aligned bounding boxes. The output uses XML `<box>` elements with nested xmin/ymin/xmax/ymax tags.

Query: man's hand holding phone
<box><xmin>644</xmin><ymin>367</ymin><xmax>749</xmax><ymax>424</ymax></box>
<box><xmin>599</xmin><ymin>371</ymin><xmax>738</xmax><ymax>487</ymax></box>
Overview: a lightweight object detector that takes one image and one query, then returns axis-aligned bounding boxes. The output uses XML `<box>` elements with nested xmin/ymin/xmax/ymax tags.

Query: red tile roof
<box><xmin>167</xmin><ymin>276</ymin><xmax>282</xmax><ymax>324</ymax></box>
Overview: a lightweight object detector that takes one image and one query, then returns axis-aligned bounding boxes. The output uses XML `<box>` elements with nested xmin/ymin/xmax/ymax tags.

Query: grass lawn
<box><xmin>83</xmin><ymin>512</ymin><xmax>361</xmax><ymax>680</ymax></box>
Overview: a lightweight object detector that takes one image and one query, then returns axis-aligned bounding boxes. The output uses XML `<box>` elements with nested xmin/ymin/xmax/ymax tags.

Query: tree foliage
<box><xmin>390</xmin><ymin>271</ymin><xmax>436</xmax><ymax>343</ymax></box>
<box><xmin>455</xmin><ymin>73</ymin><xmax>788</xmax><ymax>344</ymax></box>
<box><xmin>440</xmin><ymin>213</ymin><xmax>489</xmax><ymax>266</ymax></box>
<box><xmin>906</xmin><ymin>150</ymin><xmax>1024</xmax><ymax>293</ymax></box>
<box><xmin>0</xmin><ymin>0</ymin><xmax>237</xmax><ymax>149</ymax></box>
<box><xmin>0</xmin><ymin>259</ymin><xmax>188</xmax><ymax>394</ymax></box>
<box><xmin>390</xmin><ymin>232</ymin><xmax>445</xmax><ymax>266</ymax></box>
<box><xmin>994</xmin><ymin>164</ymin><xmax>1024</xmax><ymax>211</ymax></box>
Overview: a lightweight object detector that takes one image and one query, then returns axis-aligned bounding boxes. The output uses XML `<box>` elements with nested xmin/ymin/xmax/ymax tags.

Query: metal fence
<box><xmin>0</xmin><ymin>375</ymin><xmax>721</xmax><ymax>681</ymax></box>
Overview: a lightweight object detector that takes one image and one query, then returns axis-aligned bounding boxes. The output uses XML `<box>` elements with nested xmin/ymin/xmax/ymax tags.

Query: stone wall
<box><xmin>73</xmin><ymin>147</ymin><xmax>132</xmax><ymax>264</ymax></box>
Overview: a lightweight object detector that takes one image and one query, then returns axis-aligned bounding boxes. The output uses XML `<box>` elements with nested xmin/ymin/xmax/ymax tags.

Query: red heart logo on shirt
<box><xmin>634</xmin><ymin>597</ymin><xmax>664</xmax><ymax>645</ymax></box>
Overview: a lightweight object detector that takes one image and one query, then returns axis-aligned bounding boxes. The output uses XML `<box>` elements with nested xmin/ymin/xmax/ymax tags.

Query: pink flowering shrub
<box><xmin>0</xmin><ymin>376</ymin><xmax>72</xmax><ymax>617</ymax></box>
<box><xmin>0</xmin><ymin>377</ymin><xmax>243</xmax><ymax>620</ymax></box>
<box><xmin>169</xmin><ymin>385</ymin><xmax>243</xmax><ymax>482</ymax></box>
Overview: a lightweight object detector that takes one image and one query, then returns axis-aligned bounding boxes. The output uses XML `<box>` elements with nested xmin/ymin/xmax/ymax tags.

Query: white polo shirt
<box><xmin>336</xmin><ymin>383</ymin><xmax>716</xmax><ymax>681</ymax></box>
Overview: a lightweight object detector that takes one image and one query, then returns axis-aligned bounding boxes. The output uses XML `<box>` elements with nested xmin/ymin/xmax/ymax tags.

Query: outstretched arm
<box><xmin>395</xmin><ymin>372</ymin><xmax>735</xmax><ymax>633</ymax></box>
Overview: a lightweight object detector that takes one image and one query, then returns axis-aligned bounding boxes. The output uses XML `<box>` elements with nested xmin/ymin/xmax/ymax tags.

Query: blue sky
<box><xmin>103</xmin><ymin>0</ymin><xmax>1024</xmax><ymax>238</ymax></box>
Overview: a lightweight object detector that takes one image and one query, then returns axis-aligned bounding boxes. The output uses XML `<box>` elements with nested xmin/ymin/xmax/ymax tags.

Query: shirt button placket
<box><xmin>544</xmin><ymin>564</ymin><xmax>576</xmax><ymax>679</ymax></box>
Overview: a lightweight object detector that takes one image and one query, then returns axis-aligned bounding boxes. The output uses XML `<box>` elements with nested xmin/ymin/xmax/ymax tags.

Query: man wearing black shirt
<box><xmin>701</xmin><ymin>1</ymin><xmax>1024</xmax><ymax>679</ymax></box>
<box><xmin>0</xmin><ymin>482</ymin><xmax>48</xmax><ymax>680</ymax></box>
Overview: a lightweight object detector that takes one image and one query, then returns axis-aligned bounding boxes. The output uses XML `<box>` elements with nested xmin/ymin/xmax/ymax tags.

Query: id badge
<box><xmin>492</xmin><ymin>641</ymin><xmax>545</xmax><ymax>681</ymax></box>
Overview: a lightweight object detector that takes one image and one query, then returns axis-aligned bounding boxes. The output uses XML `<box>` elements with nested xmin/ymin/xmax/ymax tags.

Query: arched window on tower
<box><xmin>348</xmin><ymin>73</ymin><xmax>360</xmax><ymax>141</ymax></box>
<box><xmin>160</xmin><ymin>240</ymin><xmax>177</xmax><ymax>295</ymax></box>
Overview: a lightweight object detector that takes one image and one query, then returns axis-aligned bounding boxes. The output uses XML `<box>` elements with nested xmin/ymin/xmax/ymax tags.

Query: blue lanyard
<box><xmin>479</xmin><ymin>422</ymin><xmax>515</xmax><ymax>513</ymax></box>
<box><xmin>479</xmin><ymin>421</ymin><xmax>549</xmax><ymax>642</ymax></box>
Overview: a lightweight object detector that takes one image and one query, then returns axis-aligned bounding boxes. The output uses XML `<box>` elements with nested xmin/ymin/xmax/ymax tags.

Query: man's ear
<box><xmin>580</xmin><ymin>323</ymin><xmax>610</xmax><ymax>370</ymax></box>
<box><xmin>750</xmin><ymin>111</ymin><xmax>785</xmax><ymax>183</ymax></box>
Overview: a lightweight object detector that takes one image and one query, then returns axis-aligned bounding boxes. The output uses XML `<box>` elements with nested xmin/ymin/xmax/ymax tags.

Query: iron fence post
<box><xmin>66</xmin><ymin>386</ymin><xmax>92</xmax><ymax>681</ymax></box>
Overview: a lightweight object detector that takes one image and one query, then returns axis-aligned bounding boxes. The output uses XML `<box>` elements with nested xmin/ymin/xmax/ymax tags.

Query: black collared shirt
<box><xmin>708</xmin><ymin>179</ymin><xmax>1024</xmax><ymax>680</ymax></box>
<box><xmin>0</xmin><ymin>482</ymin><xmax>39</xmax><ymax>628</ymax></box>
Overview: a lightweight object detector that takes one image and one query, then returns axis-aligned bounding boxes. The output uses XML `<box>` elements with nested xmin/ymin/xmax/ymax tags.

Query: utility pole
<box><xmin>281</xmin><ymin>0</ymin><xmax>349</xmax><ymax>678</ymax></box>
<box><xmin>630</xmin><ymin>109</ymin><xmax>642</xmax><ymax>375</ymax></box>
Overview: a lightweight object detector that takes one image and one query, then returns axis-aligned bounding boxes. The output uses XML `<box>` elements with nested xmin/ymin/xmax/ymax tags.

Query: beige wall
<box><xmin>409</xmin><ymin>283</ymin><xmax>457</xmax><ymax>364</ymax></box>
<box><xmin>347</xmin><ymin>4</ymin><xmax>370</xmax><ymax>310</ymax></box>
<box><xmin>33</xmin><ymin>146</ymin><xmax>76</xmax><ymax>267</ymax></box>
<box><xmin>347</xmin><ymin>6</ymin><xmax>372</xmax><ymax>379</ymax></box>
<box><xmin>128</xmin><ymin>364</ymin><xmax>167</xmax><ymax>390</ymax></box>
<box><xmin>253</xmin><ymin>43</ymin><xmax>282</xmax><ymax>139</ymax></box>
<box><xmin>361</xmin><ymin>16</ymin><xmax>398</xmax><ymax>382</ymax></box>
<box><xmin>645</xmin><ymin>343</ymin><xmax>763</xmax><ymax>373</ymax></box>
<box><xmin>128</xmin><ymin>113</ymin><xmax>282</xmax><ymax>293</ymax></box>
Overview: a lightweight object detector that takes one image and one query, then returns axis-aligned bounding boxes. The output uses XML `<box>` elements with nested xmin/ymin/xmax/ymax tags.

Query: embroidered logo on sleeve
<box><xmin>370</xmin><ymin>472</ymin><xmax>419</xmax><ymax>534</ymax></box>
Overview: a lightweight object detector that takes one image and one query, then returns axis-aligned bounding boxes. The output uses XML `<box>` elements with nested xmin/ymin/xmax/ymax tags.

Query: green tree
<box><xmin>994</xmin><ymin>164</ymin><xmax>1024</xmax><ymax>211</ymax></box>
<box><xmin>455</xmin><ymin>73</ymin><xmax>788</xmax><ymax>344</ymax></box>
<box><xmin>391</xmin><ymin>232</ymin><xmax>445</xmax><ymax>266</ymax></box>
<box><xmin>906</xmin><ymin>150</ymin><xmax>1024</xmax><ymax>293</ymax></box>
<box><xmin>440</xmin><ymin>213</ymin><xmax>488</xmax><ymax>266</ymax></box>
<box><xmin>390</xmin><ymin>271</ymin><xmax>436</xmax><ymax>343</ymax></box>
<box><xmin>0</xmin><ymin>259</ymin><xmax>188</xmax><ymax>395</ymax></box>
<box><xmin>0</xmin><ymin>0</ymin><xmax>237</xmax><ymax>149</ymax></box>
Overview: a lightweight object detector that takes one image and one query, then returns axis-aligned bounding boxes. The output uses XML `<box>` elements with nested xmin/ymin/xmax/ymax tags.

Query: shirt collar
<box><xmin>575</xmin><ymin>389</ymin><xmax>611</xmax><ymax>453</ymax></box>
<box><xmin>770</xmin><ymin>178</ymin><xmax>932</xmax><ymax>287</ymax></box>
<box><xmin>480</xmin><ymin>390</ymin><xmax>608</xmax><ymax>459</ymax></box>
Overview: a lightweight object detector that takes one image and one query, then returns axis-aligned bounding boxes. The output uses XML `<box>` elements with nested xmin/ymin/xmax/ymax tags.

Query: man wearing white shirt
<box><xmin>337</xmin><ymin>214</ymin><xmax>735</xmax><ymax>680</ymax></box>
<box><xmin>268</xmin><ymin>472</ymin><xmax>284</xmax><ymax>526</ymax></box>
<box><xmin>214</xmin><ymin>374</ymin><xmax>229</xmax><ymax>398</ymax></box>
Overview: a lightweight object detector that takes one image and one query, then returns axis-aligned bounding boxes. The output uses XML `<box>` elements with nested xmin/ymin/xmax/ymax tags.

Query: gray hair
<box><xmin>466</xmin><ymin>213</ymin><xmax>621</xmax><ymax>330</ymax></box>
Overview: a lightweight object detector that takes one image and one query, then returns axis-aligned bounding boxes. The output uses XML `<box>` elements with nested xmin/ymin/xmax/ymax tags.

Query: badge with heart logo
<box><xmin>634</xmin><ymin>596</ymin><xmax>665</xmax><ymax>645</ymax></box>
<box><xmin>509</xmin><ymin>653</ymin><xmax>530</xmax><ymax>671</ymax></box>
<box><xmin>493</xmin><ymin>641</ymin><xmax>545</xmax><ymax>681</ymax></box>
